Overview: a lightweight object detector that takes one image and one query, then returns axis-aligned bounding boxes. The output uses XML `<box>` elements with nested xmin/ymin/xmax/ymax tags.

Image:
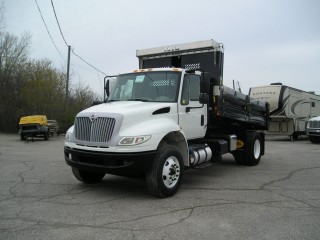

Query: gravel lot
<box><xmin>0</xmin><ymin>133</ymin><xmax>319</xmax><ymax>240</ymax></box>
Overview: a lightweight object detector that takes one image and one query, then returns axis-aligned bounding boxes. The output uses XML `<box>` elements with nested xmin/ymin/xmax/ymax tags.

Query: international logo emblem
<box><xmin>90</xmin><ymin>114</ymin><xmax>96</xmax><ymax>122</ymax></box>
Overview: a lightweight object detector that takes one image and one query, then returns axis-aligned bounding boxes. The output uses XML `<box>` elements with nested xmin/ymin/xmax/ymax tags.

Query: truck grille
<box><xmin>309</xmin><ymin>121</ymin><xmax>320</xmax><ymax>128</ymax></box>
<box><xmin>74</xmin><ymin>117</ymin><xmax>115</xmax><ymax>142</ymax></box>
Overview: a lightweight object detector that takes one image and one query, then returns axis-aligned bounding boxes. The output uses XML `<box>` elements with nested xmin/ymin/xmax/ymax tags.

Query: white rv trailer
<box><xmin>249</xmin><ymin>83</ymin><xmax>320</xmax><ymax>140</ymax></box>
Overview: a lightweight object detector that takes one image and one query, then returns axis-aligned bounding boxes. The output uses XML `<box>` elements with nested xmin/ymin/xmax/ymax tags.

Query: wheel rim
<box><xmin>253</xmin><ymin>139</ymin><xmax>261</xmax><ymax>159</ymax></box>
<box><xmin>162</xmin><ymin>156</ymin><xmax>180</xmax><ymax>188</ymax></box>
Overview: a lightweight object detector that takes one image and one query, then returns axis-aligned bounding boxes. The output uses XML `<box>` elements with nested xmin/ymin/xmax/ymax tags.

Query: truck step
<box><xmin>193</xmin><ymin>162</ymin><xmax>215</xmax><ymax>169</ymax></box>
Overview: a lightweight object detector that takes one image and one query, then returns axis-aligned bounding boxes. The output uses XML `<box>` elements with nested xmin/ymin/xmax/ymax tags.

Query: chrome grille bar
<box><xmin>74</xmin><ymin>117</ymin><xmax>115</xmax><ymax>142</ymax></box>
<box><xmin>310</xmin><ymin>121</ymin><xmax>320</xmax><ymax>128</ymax></box>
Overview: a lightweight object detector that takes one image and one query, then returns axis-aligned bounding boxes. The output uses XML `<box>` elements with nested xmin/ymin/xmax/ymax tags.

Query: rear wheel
<box><xmin>72</xmin><ymin>167</ymin><xmax>106</xmax><ymax>183</ymax></box>
<box><xmin>146</xmin><ymin>143</ymin><xmax>184</xmax><ymax>197</ymax></box>
<box><xmin>232</xmin><ymin>150</ymin><xmax>245</xmax><ymax>165</ymax></box>
<box><xmin>245</xmin><ymin>132</ymin><xmax>262</xmax><ymax>166</ymax></box>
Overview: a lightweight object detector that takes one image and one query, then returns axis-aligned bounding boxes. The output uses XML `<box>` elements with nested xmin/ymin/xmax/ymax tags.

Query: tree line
<box><xmin>0</xmin><ymin>30</ymin><xmax>98</xmax><ymax>133</ymax></box>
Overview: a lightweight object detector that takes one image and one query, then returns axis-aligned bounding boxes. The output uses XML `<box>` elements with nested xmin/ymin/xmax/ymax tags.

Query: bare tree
<box><xmin>0</xmin><ymin>31</ymin><xmax>31</xmax><ymax>131</ymax></box>
<box><xmin>0</xmin><ymin>0</ymin><xmax>5</xmax><ymax>30</ymax></box>
<box><xmin>0</xmin><ymin>1</ymin><xmax>97</xmax><ymax>133</ymax></box>
<box><xmin>0</xmin><ymin>32</ymin><xmax>31</xmax><ymax>74</ymax></box>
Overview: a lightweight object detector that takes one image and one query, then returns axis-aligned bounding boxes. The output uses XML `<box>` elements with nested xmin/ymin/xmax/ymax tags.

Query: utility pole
<box><xmin>66</xmin><ymin>45</ymin><xmax>71</xmax><ymax>110</ymax></box>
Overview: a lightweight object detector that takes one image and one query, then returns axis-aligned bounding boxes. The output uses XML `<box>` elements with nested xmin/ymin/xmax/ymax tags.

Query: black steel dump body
<box><xmin>137</xmin><ymin>39</ymin><xmax>269</xmax><ymax>131</ymax></box>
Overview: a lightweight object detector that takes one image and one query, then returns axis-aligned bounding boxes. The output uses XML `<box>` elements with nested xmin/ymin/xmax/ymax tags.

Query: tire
<box><xmin>232</xmin><ymin>150</ymin><xmax>245</xmax><ymax>165</ymax></box>
<box><xmin>21</xmin><ymin>134</ymin><xmax>25</xmax><ymax>141</ymax></box>
<box><xmin>146</xmin><ymin>143</ymin><xmax>184</xmax><ymax>198</ymax></box>
<box><xmin>291</xmin><ymin>133</ymin><xmax>299</xmax><ymax>141</ymax></box>
<box><xmin>44</xmin><ymin>131</ymin><xmax>49</xmax><ymax>140</ymax></box>
<box><xmin>72</xmin><ymin>167</ymin><xmax>106</xmax><ymax>183</ymax></box>
<box><xmin>244</xmin><ymin>132</ymin><xmax>262</xmax><ymax>166</ymax></box>
<box><xmin>309</xmin><ymin>136</ymin><xmax>320</xmax><ymax>144</ymax></box>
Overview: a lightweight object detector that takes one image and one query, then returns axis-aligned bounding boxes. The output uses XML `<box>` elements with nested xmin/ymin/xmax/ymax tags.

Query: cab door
<box><xmin>178</xmin><ymin>73</ymin><xmax>207</xmax><ymax>139</ymax></box>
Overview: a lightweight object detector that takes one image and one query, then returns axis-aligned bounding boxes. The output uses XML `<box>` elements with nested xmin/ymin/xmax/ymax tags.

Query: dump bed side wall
<box><xmin>209</xmin><ymin>86</ymin><xmax>269</xmax><ymax>131</ymax></box>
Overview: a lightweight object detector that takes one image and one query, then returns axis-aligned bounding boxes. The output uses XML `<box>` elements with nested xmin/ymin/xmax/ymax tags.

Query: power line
<box><xmin>96</xmin><ymin>71</ymin><xmax>103</xmax><ymax>96</ymax></box>
<box><xmin>50</xmin><ymin>0</ymin><xmax>107</xmax><ymax>76</ymax></box>
<box><xmin>72</xmin><ymin>49</ymin><xmax>107</xmax><ymax>75</ymax></box>
<box><xmin>50</xmin><ymin>0</ymin><xmax>68</xmax><ymax>47</ymax></box>
<box><xmin>34</xmin><ymin>0</ymin><xmax>65</xmax><ymax>62</ymax></box>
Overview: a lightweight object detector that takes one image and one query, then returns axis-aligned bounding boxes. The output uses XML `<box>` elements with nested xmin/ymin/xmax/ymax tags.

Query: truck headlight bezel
<box><xmin>65</xmin><ymin>132</ymin><xmax>72</xmax><ymax>142</ymax></box>
<box><xmin>118</xmin><ymin>135</ymin><xmax>151</xmax><ymax>146</ymax></box>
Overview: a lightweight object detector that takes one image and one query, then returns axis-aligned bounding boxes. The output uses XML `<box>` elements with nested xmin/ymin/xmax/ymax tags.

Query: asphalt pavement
<box><xmin>0</xmin><ymin>133</ymin><xmax>319</xmax><ymax>240</ymax></box>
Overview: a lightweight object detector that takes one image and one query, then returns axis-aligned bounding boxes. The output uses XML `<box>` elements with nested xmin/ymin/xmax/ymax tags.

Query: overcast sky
<box><xmin>4</xmin><ymin>0</ymin><xmax>320</xmax><ymax>96</ymax></box>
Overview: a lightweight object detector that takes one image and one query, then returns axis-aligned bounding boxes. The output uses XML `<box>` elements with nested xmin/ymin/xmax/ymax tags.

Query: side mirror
<box><xmin>104</xmin><ymin>78</ymin><xmax>110</xmax><ymax>101</ymax></box>
<box><xmin>105</xmin><ymin>79</ymin><xmax>110</xmax><ymax>97</ymax></box>
<box><xmin>199</xmin><ymin>93</ymin><xmax>209</xmax><ymax>104</ymax></box>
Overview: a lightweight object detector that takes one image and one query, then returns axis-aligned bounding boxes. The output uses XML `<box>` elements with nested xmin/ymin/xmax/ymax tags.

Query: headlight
<box><xmin>118</xmin><ymin>135</ymin><xmax>151</xmax><ymax>146</ymax></box>
<box><xmin>65</xmin><ymin>132</ymin><xmax>72</xmax><ymax>142</ymax></box>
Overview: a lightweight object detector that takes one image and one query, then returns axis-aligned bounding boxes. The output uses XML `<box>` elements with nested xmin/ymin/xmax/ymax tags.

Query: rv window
<box><xmin>312</xmin><ymin>102</ymin><xmax>315</xmax><ymax>108</ymax></box>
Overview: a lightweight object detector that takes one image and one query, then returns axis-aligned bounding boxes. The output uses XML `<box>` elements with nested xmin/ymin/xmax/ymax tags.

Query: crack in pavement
<box><xmin>1</xmin><ymin>197</ymin><xmax>318</xmax><ymax>233</ymax></box>
<box><xmin>7</xmin><ymin>162</ymin><xmax>35</xmax><ymax>197</ymax></box>
<box><xmin>258</xmin><ymin>166</ymin><xmax>320</xmax><ymax>209</ymax></box>
<box><xmin>1</xmin><ymin>138</ymin><xmax>320</xmax><ymax>237</ymax></box>
<box><xmin>259</xmin><ymin>166</ymin><xmax>320</xmax><ymax>190</ymax></box>
<box><xmin>1</xmin><ymin>164</ymin><xmax>319</xmax><ymax>233</ymax></box>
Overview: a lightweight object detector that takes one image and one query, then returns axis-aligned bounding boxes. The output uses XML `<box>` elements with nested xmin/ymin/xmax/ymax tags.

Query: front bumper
<box><xmin>306</xmin><ymin>128</ymin><xmax>320</xmax><ymax>136</ymax></box>
<box><xmin>64</xmin><ymin>147</ymin><xmax>156</xmax><ymax>177</ymax></box>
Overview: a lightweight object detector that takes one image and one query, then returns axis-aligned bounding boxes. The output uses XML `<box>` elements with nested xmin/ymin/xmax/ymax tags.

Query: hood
<box><xmin>309</xmin><ymin>116</ymin><xmax>320</xmax><ymax>122</ymax></box>
<box><xmin>79</xmin><ymin>101</ymin><xmax>174</xmax><ymax>124</ymax></box>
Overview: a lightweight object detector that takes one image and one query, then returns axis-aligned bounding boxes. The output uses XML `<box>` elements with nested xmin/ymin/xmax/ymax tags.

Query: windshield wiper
<box><xmin>127</xmin><ymin>98</ymin><xmax>149</xmax><ymax>102</ymax></box>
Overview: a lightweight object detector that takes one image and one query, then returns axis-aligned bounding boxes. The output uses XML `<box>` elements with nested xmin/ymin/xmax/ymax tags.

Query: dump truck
<box><xmin>64</xmin><ymin>39</ymin><xmax>269</xmax><ymax>197</ymax></box>
<box><xmin>19</xmin><ymin>115</ymin><xmax>49</xmax><ymax>141</ymax></box>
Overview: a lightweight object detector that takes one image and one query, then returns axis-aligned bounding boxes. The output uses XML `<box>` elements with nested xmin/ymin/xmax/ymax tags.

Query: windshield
<box><xmin>107</xmin><ymin>71</ymin><xmax>181</xmax><ymax>102</ymax></box>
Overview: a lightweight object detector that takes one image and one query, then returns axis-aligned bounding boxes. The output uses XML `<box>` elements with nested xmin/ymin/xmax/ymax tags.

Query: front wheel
<box><xmin>72</xmin><ymin>167</ymin><xmax>105</xmax><ymax>183</ymax></box>
<box><xmin>309</xmin><ymin>136</ymin><xmax>320</xmax><ymax>144</ymax></box>
<box><xmin>146</xmin><ymin>143</ymin><xmax>184</xmax><ymax>198</ymax></box>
